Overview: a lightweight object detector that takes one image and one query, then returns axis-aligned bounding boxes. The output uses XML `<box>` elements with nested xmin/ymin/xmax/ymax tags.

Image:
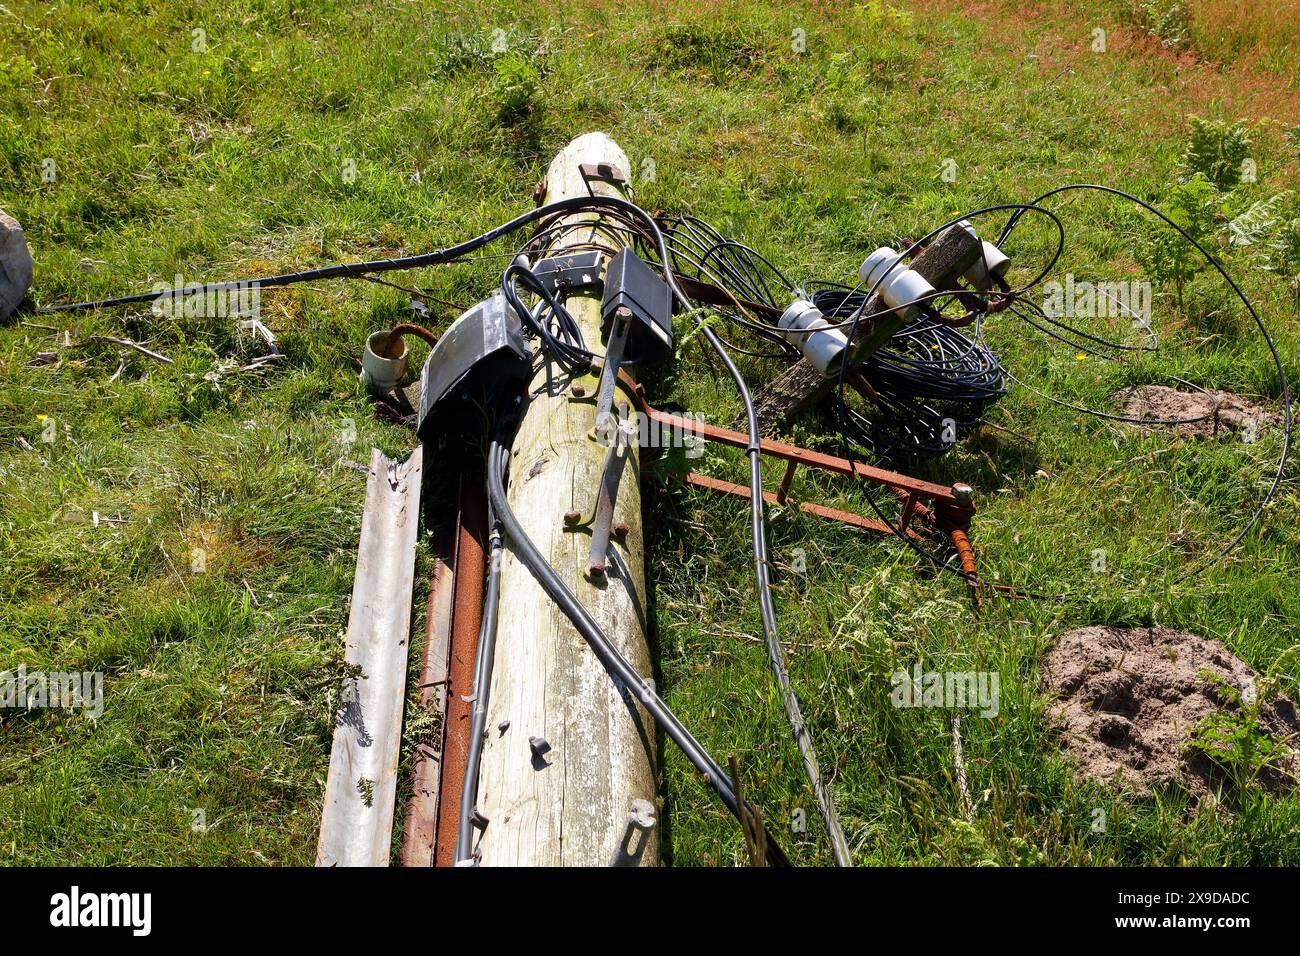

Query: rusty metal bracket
<box><xmin>579</xmin><ymin>161</ymin><xmax>630</xmax><ymax>196</ymax></box>
<box><xmin>612</xmin><ymin>369</ymin><xmax>983</xmax><ymax>600</ymax></box>
<box><xmin>584</xmin><ymin>404</ymin><xmax>634</xmax><ymax>583</ymax></box>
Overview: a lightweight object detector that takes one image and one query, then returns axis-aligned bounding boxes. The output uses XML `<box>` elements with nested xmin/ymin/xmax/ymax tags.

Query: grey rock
<box><xmin>0</xmin><ymin>209</ymin><xmax>34</xmax><ymax>320</ymax></box>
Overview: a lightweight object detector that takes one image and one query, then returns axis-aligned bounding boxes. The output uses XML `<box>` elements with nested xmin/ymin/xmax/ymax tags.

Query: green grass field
<box><xmin>2</xmin><ymin>0</ymin><xmax>1298</xmax><ymax>865</ymax></box>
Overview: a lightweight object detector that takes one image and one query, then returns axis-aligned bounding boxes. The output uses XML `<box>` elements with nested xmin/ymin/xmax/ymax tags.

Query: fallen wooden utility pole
<box><xmin>472</xmin><ymin>133</ymin><xmax>658</xmax><ymax>866</ymax></box>
<box><xmin>749</xmin><ymin>225</ymin><xmax>983</xmax><ymax>433</ymax></box>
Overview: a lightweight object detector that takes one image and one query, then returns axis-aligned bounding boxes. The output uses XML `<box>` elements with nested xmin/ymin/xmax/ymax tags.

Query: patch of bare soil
<box><xmin>1041</xmin><ymin>626</ymin><xmax>1300</xmax><ymax>797</ymax></box>
<box><xmin>1114</xmin><ymin>385</ymin><xmax>1281</xmax><ymax>440</ymax></box>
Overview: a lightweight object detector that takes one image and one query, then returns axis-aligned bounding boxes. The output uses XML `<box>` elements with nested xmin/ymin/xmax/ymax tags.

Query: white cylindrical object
<box><xmin>778</xmin><ymin>299</ymin><xmax>849</xmax><ymax>376</ymax></box>
<box><xmin>361</xmin><ymin>330</ymin><xmax>409</xmax><ymax>393</ymax></box>
<box><xmin>858</xmin><ymin>247</ymin><xmax>935</xmax><ymax>319</ymax></box>
<box><xmin>957</xmin><ymin>221</ymin><xmax>1011</xmax><ymax>290</ymax></box>
<box><xmin>971</xmin><ymin>241</ymin><xmax>1011</xmax><ymax>288</ymax></box>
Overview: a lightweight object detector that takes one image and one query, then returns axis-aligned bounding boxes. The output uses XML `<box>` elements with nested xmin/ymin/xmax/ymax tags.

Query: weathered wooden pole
<box><xmin>474</xmin><ymin>133</ymin><xmax>658</xmax><ymax>866</ymax></box>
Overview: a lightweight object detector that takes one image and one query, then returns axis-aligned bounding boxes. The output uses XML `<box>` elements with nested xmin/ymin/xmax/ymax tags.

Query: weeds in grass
<box><xmin>1135</xmin><ymin>0</ymin><xmax>1192</xmax><ymax>50</ymax></box>
<box><xmin>1187</xmin><ymin>671</ymin><xmax>1295</xmax><ymax>794</ymax></box>
<box><xmin>1179</xmin><ymin>117</ymin><xmax>1254</xmax><ymax>191</ymax></box>
<box><xmin>655</xmin><ymin>22</ymin><xmax>768</xmax><ymax>85</ymax></box>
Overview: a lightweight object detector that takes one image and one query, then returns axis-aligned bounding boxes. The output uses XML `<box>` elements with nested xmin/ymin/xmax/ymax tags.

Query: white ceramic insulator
<box><xmin>777</xmin><ymin>299</ymin><xmax>849</xmax><ymax>376</ymax></box>
<box><xmin>857</xmin><ymin>247</ymin><xmax>935</xmax><ymax>319</ymax></box>
<box><xmin>957</xmin><ymin>221</ymin><xmax>1011</xmax><ymax>290</ymax></box>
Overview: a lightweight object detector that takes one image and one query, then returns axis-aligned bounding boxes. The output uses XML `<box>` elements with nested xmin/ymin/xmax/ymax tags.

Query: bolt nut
<box><xmin>528</xmin><ymin>736</ymin><xmax>551</xmax><ymax>757</ymax></box>
<box><xmin>563</xmin><ymin>510</ymin><xmax>582</xmax><ymax>526</ymax></box>
<box><xmin>571</xmin><ymin>383</ymin><xmax>586</xmax><ymax>397</ymax></box>
<box><xmin>950</xmin><ymin>482</ymin><xmax>974</xmax><ymax>506</ymax></box>
<box><xmin>612</xmin><ymin>521</ymin><xmax>630</xmax><ymax>541</ymax></box>
<box><xmin>587</xmin><ymin>562</ymin><xmax>606</xmax><ymax>581</ymax></box>
<box><xmin>628</xmin><ymin>799</ymin><xmax>657</xmax><ymax>831</ymax></box>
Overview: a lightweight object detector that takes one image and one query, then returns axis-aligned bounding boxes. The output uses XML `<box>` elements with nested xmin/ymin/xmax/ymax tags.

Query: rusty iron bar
<box><xmin>399</xmin><ymin>490</ymin><xmax>459</xmax><ymax>867</ymax></box>
<box><xmin>684</xmin><ymin>472</ymin><xmax>919</xmax><ymax>539</ymax></box>
<box><xmin>948</xmin><ymin>528</ymin><xmax>983</xmax><ymax>611</ymax></box>
<box><xmin>934</xmin><ymin>490</ymin><xmax>982</xmax><ymax>610</ymax></box>
<box><xmin>432</xmin><ymin>472</ymin><xmax>489</xmax><ymax>867</ymax></box>
<box><xmin>898</xmin><ymin>493</ymin><xmax>919</xmax><ymax>530</ymax></box>
<box><xmin>776</xmin><ymin>459</ymin><xmax>797</xmax><ymax>505</ymax></box>
<box><xmin>616</xmin><ymin>369</ymin><xmax>960</xmax><ymax>506</ymax></box>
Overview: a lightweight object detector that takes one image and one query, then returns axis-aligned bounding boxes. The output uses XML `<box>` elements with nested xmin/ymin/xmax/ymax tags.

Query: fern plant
<box><xmin>1178</xmin><ymin>117</ymin><xmax>1254</xmax><ymax>191</ymax></box>
<box><xmin>1186</xmin><ymin>670</ymin><xmax>1294</xmax><ymax>793</ymax></box>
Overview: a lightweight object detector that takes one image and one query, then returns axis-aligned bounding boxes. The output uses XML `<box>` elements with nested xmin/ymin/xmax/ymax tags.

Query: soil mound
<box><xmin>1114</xmin><ymin>385</ymin><xmax>1280</xmax><ymax>440</ymax></box>
<box><xmin>1041</xmin><ymin>625</ymin><xmax>1299</xmax><ymax>796</ymax></box>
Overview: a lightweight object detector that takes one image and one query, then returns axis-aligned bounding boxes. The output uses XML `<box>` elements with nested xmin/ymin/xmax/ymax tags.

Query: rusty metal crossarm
<box><xmin>610</xmin><ymin>367</ymin><xmax>984</xmax><ymax>602</ymax></box>
<box><xmin>683</xmin><ymin>472</ymin><xmax>922</xmax><ymax>540</ymax></box>
<box><xmin>615</xmin><ymin>368</ymin><xmax>966</xmax><ymax>507</ymax></box>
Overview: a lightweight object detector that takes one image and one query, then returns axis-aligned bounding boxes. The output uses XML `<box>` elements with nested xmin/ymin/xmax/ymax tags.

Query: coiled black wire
<box><xmin>813</xmin><ymin>283</ymin><xmax>1005</xmax><ymax>459</ymax></box>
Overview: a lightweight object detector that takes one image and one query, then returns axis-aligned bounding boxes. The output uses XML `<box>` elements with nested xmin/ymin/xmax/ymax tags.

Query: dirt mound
<box><xmin>1114</xmin><ymin>384</ymin><xmax>1280</xmax><ymax>440</ymax></box>
<box><xmin>1041</xmin><ymin>626</ymin><xmax>1300</xmax><ymax>797</ymax></box>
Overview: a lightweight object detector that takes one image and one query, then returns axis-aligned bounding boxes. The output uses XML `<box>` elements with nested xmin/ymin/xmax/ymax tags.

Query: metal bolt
<box><xmin>497</xmin><ymin>720</ymin><xmax>510</xmax><ymax>733</ymax></box>
<box><xmin>611</xmin><ymin>799</ymin><xmax>658</xmax><ymax>866</ymax></box>
<box><xmin>528</xmin><ymin>736</ymin><xmax>551</xmax><ymax>757</ymax></box>
<box><xmin>563</xmin><ymin>510</ymin><xmax>582</xmax><ymax>526</ymax></box>
<box><xmin>571</xmin><ymin>383</ymin><xmax>586</xmax><ymax>397</ymax></box>
<box><xmin>612</xmin><ymin>521</ymin><xmax>629</xmax><ymax>542</ymax></box>
<box><xmin>628</xmin><ymin>799</ymin><xmax>656</xmax><ymax>831</ymax></box>
<box><xmin>587</xmin><ymin>562</ymin><xmax>606</xmax><ymax>582</ymax></box>
<box><xmin>950</xmin><ymin>482</ymin><xmax>974</xmax><ymax>506</ymax></box>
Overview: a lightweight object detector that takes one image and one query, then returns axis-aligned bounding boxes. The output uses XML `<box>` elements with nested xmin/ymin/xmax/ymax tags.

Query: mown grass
<box><xmin>1</xmin><ymin>0</ymin><xmax>1297</xmax><ymax>865</ymax></box>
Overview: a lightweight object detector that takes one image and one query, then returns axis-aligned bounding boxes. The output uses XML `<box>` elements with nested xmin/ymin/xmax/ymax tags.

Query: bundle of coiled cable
<box><xmin>810</xmin><ymin>283</ymin><xmax>1005</xmax><ymax>458</ymax></box>
<box><xmin>654</xmin><ymin>218</ymin><xmax>1008</xmax><ymax>459</ymax></box>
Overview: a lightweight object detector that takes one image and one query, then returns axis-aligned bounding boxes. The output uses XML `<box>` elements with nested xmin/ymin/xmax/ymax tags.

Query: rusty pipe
<box><xmin>432</xmin><ymin>472</ymin><xmax>488</xmax><ymax>866</ymax></box>
<box><xmin>399</xmin><ymin>488</ymin><xmax>460</xmax><ymax>867</ymax></box>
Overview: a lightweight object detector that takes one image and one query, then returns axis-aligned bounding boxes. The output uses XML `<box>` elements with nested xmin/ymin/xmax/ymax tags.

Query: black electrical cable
<box><xmin>663</xmin><ymin>312</ymin><xmax>854</xmax><ymax>868</ymax></box>
<box><xmin>455</xmin><ymin>506</ymin><xmax>504</xmax><ymax>866</ymax></box>
<box><xmin>502</xmin><ymin>262</ymin><xmax>595</xmax><ymax>374</ymax></box>
<box><xmin>833</xmin><ymin>190</ymin><xmax>1289</xmax><ymax>597</ymax></box>
<box><xmin>988</xmin><ymin>302</ymin><xmax>1219</xmax><ymax>427</ymax></box>
<box><xmin>623</xmin><ymin>214</ymin><xmax>856</xmax><ymax>866</ymax></box>
<box><xmin>36</xmin><ymin>197</ymin><xmax>691</xmax><ymax>315</ymax></box>
<box><xmin>485</xmin><ymin>426</ymin><xmax>793</xmax><ymax>866</ymax></box>
<box><xmin>995</xmin><ymin>185</ymin><xmax>1292</xmax><ymax>578</ymax></box>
